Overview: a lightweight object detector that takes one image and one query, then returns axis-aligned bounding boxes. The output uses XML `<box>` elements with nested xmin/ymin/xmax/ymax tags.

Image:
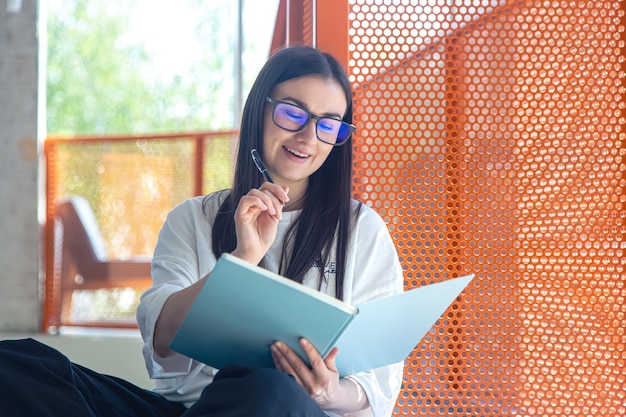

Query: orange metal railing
<box><xmin>42</xmin><ymin>130</ymin><xmax>238</xmax><ymax>331</ymax></box>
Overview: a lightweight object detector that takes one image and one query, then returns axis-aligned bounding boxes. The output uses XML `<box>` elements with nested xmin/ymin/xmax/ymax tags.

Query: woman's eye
<box><xmin>285</xmin><ymin>110</ymin><xmax>307</xmax><ymax>123</ymax></box>
<box><xmin>319</xmin><ymin>119</ymin><xmax>339</xmax><ymax>133</ymax></box>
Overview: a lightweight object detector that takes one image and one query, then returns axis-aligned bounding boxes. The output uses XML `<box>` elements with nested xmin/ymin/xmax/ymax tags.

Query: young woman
<box><xmin>136</xmin><ymin>45</ymin><xmax>405</xmax><ymax>417</ymax></box>
<box><xmin>0</xmin><ymin>46</ymin><xmax>404</xmax><ymax>417</ymax></box>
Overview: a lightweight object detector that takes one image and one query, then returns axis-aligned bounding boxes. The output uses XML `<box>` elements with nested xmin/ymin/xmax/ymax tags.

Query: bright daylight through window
<box><xmin>45</xmin><ymin>0</ymin><xmax>278</xmax><ymax>329</ymax></box>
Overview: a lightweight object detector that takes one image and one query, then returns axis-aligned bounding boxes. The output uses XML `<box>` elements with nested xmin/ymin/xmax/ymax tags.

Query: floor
<box><xmin>0</xmin><ymin>329</ymin><xmax>153</xmax><ymax>388</ymax></box>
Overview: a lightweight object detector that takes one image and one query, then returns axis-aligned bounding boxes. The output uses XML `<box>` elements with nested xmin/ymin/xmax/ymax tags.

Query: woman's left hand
<box><xmin>271</xmin><ymin>338</ymin><xmax>343</xmax><ymax>410</ymax></box>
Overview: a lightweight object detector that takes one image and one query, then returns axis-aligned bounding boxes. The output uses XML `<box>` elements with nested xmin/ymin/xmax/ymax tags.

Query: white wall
<box><xmin>0</xmin><ymin>1</ymin><xmax>41</xmax><ymax>331</ymax></box>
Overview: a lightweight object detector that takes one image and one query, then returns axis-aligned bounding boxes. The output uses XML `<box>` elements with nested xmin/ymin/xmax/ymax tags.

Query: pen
<box><xmin>251</xmin><ymin>148</ymin><xmax>286</xmax><ymax>207</ymax></box>
<box><xmin>251</xmin><ymin>149</ymin><xmax>274</xmax><ymax>183</ymax></box>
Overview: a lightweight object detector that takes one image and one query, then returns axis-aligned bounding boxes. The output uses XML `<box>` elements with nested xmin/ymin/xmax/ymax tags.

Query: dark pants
<box><xmin>0</xmin><ymin>338</ymin><xmax>326</xmax><ymax>417</ymax></box>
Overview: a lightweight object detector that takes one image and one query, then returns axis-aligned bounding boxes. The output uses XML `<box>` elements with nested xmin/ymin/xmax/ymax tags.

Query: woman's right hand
<box><xmin>230</xmin><ymin>182</ymin><xmax>289</xmax><ymax>265</ymax></box>
<box><xmin>153</xmin><ymin>183</ymin><xmax>288</xmax><ymax>357</ymax></box>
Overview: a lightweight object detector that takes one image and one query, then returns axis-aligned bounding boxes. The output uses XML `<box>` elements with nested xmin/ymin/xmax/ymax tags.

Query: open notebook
<box><xmin>171</xmin><ymin>253</ymin><xmax>474</xmax><ymax>376</ymax></box>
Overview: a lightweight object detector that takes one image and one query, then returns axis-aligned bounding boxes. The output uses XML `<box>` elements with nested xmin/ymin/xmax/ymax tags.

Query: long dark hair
<box><xmin>206</xmin><ymin>46</ymin><xmax>356</xmax><ymax>299</ymax></box>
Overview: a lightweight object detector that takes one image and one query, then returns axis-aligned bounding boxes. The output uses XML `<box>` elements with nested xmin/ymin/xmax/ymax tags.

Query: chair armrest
<box><xmin>102</xmin><ymin>259</ymin><xmax>153</xmax><ymax>288</ymax></box>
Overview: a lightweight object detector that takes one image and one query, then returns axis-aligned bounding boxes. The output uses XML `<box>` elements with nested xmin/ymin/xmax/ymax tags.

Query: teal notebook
<box><xmin>170</xmin><ymin>253</ymin><xmax>474</xmax><ymax>376</ymax></box>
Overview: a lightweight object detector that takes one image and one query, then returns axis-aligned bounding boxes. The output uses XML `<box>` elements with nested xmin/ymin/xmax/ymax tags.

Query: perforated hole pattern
<box><xmin>348</xmin><ymin>1</ymin><xmax>625</xmax><ymax>416</ymax></box>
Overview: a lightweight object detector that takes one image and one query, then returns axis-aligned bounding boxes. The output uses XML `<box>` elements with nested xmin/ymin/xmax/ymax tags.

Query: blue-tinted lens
<box><xmin>336</xmin><ymin>122</ymin><xmax>354</xmax><ymax>143</ymax></box>
<box><xmin>274</xmin><ymin>103</ymin><xmax>309</xmax><ymax>130</ymax></box>
<box><xmin>316</xmin><ymin>118</ymin><xmax>342</xmax><ymax>144</ymax></box>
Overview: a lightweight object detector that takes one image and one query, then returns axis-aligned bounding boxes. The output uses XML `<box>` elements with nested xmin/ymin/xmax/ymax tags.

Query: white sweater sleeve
<box><xmin>136</xmin><ymin>196</ymin><xmax>218</xmax><ymax>379</ymax></box>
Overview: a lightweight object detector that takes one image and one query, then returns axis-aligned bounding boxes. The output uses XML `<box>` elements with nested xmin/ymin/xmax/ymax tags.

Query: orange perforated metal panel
<box><xmin>329</xmin><ymin>0</ymin><xmax>626</xmax><ymax>416</ymax></box>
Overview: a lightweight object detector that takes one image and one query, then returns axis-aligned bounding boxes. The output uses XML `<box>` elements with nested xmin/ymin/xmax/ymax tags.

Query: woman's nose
<box><xmin>296</xmin><ymin>119</ymin><xmax>319</xmax><ymax>144</ymax></box>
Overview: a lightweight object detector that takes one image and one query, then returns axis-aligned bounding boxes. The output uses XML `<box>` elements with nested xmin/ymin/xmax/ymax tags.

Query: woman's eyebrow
<box><xmin>279</xmin><ymin>96</ymin><xmax>343</xmax><ymax>119</ymax></box>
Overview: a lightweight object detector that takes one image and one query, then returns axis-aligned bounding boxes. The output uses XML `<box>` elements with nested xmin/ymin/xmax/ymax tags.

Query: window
<box><xmin>44</xmin><ymin>0</ymin><xmax>279</xmax><ymax>330</ymax></box>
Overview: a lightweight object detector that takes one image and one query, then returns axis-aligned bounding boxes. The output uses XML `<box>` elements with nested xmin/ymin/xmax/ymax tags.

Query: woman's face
<box><xmin>261</xmin><ymin>75</ymin><xmax>348</xmax><ymax>198</ymax></box>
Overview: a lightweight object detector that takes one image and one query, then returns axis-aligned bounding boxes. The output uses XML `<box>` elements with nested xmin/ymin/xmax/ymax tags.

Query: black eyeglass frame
<box><xmin>265</xmin><ymin>97</ymin><xmax>355</xmax><ymax>146</ymax></box>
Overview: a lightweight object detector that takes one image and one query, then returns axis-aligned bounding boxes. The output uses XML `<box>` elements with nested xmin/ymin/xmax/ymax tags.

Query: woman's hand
<box><xmin>271</xmin><ymin>338</ymin><xmax>369</xmax><ymax>414</ymax></box>
<box><xmin>231</xmin><ymin>182</ymin><xmax>288</xmax><ymax>265</ymax></box>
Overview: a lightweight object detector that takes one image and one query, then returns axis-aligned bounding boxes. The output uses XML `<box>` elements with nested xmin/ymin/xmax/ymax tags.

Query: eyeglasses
<box><xmin>265</xmin><ymin>97</ymin><xmax>355</xmax><ymax>146</ymax></box>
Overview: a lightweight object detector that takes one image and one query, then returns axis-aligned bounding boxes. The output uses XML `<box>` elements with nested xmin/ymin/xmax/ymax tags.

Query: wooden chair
<box><xmin>53</xmin><ymin>196</ymin><xmax>153</xmax><ymax>324</ymax></box>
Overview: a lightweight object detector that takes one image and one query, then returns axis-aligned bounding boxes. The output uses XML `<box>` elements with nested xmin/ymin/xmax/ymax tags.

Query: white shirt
<box><xmin>137</xmin><ymin>193</ymin><xmax>405</xmax><ymax>417</ymax></box>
